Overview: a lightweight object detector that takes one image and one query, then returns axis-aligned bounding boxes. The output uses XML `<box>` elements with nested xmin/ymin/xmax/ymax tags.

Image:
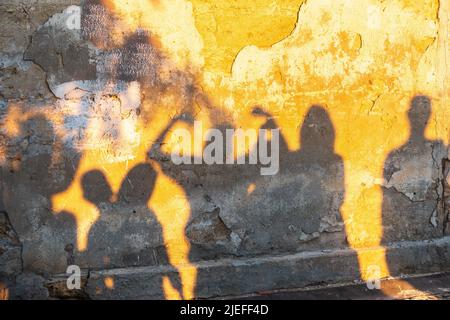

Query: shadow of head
<box><xmin>408</xmin><ymin>95</ymin><xmax>432</xmax><ymax>139</ymax></box>
<box><xmin>118</xmin><ymin>163</ymin><xmax>157</xmax><ymax>205</ymax></box>
<box><xmin>82</xmin><ymin>170</ymin><xmax>113</xmax><ymax>205</ymax></box>
<box><xmin>300</xmin><ymin>105</ymin><xmax>336</xmax><ymax>153</ymax></box>
<box><xmin>14</xmin><ymin>115</ymin><xmax>77</xmax><ymax>195</ymax></box>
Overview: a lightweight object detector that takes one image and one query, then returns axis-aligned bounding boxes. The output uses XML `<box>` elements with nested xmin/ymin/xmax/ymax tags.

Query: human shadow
<box><xmin>272</xmin><ymin>105</ymin><xmax>360</xmax><ymax>290</ymax></box>
<box><xmin>2</xmin><ymin>113</ymin><xmax>80</xmax><ymax>272</ymax></box>
<box><xmin>239</xmin><ymin>106</ymin><xmax>352</xmax><ymax>251</ymax></box>
<box><xmin>82</xmin><ymin>163</ymin><xmax>182</xmax><ymax>298</ymax></box>
<box><xmin>281</xmin><ymin>106</ymin><xmax>347</xmax><ymax>238</ymax></box>
<box><xmin>381</xmin><ymin>95</ymin><xmax>446</xmax><ymax>275</ymax></box>
<box><xmin>150</xmin><ymin>106</ymin><xmax>361</xmax><ymax>298</ymax></box>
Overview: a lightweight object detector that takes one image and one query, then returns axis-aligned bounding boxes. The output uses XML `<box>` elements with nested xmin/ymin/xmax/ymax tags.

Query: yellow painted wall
<box><xmin>3</xmin><ymin>0</ymin><xmax>449</xmax><ymax>299</ymax></box>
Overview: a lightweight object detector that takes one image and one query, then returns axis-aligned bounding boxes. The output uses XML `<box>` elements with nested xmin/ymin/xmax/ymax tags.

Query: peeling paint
<box><xmin>0</xmin><ymin>0</ymin><xmax>449</xmax><ymax>300</ymax></box>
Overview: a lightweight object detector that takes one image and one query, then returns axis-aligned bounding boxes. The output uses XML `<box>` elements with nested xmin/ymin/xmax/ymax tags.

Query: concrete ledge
<box><xmin>81</xmin><ymin>237</ymin><xmax>450</xmax><ymax>299</ymax></box>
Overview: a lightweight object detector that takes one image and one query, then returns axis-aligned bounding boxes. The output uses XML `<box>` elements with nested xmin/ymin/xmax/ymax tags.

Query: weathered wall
<box><xmin>0</xmin><ymin>0</ymin><xmax>449</xmax><ymax>299</ymax></box>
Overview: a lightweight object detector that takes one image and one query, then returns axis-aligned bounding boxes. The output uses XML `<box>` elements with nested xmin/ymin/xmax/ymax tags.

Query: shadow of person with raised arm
<box><xmin>243</xmin><ymin>106</ymin><xmax>351</xmax><ymax>251</ymax></box>
<box><xmin>83</xmin><ymin>164</ymin><xmax>182</xmax><ymax>299</ymax></box>
<box><xmin>146</xmin><ymin>113</ymin><xmax>263</xmax><ymax>298</ymax></box>
<box><xmin>381</xmin><ymin>96</ymin><xmax>446</xmax><ymax>277</ymax></box>
<box><xmin>191</xmin><ymin>105</ymin><xmax>360</xmax><ymax>298</ymax></box>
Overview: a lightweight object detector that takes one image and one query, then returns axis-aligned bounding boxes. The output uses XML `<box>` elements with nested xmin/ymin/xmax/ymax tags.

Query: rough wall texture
<box><xmin>0</xmin><ymin>0</ymin><xmax>449</xmax><ymax>299</ymax></box>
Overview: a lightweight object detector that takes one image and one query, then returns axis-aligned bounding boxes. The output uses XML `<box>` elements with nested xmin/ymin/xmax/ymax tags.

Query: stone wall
<box><xmin>0</xmin><ymin>0</ymin><xmax>449</xmax><ymax>299</ymax></box>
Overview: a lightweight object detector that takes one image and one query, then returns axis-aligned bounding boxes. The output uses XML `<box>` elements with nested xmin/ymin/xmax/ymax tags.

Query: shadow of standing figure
<box><xmin>251</xmin><ymin>106</ymin><xmax>351</xmax><ymax>250</ymax></box>
<box><xmin>83</xmin><ymin>164</ymin><xmax>182</xmax><ymax>299</ymax></box>
<box><xmin>381</xmin><ymin>96</ymin><xmax>446</xmax><ymax>274</ymax></box>
<box><xmin>284</xmin><ymin>106</ymin><xmax>347</xmax><ymax>238</ymax></box>
<box><xmin>2</xmin><ymin>114</ymin><xmax>80</xmax><ymax>272</ymax></box>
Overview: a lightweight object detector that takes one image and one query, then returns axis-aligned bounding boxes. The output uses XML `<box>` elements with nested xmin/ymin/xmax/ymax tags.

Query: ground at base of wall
<box><xmin>3</xmin><ymin>236</ymin><xmax>450</xmax><ymax>300</ymax></box>
<box><xmin>227</xmin><ymin>272</ymin><xmax>450</xmax><ymax>300</ymax></box>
